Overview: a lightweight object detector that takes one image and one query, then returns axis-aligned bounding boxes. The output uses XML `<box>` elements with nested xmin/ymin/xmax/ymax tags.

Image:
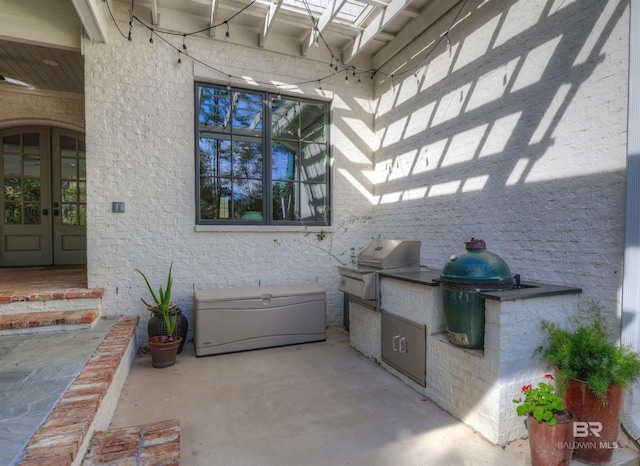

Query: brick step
<box><xmin>15</xmin><ymin>316</ymin><xmax>139</xmax><ymax>466</ymax></box>
<box><xmin>0</xmin><ymin>288</ymin><xmax>105</xmax><ymax>305</ymax></box>
<box><xmin>0</xmin><ymin>288</ymin><xmax>105</xmax><ymax>314</ymax></box>
<box><xmin>0</xmin><ymin>309</ymin><xmax>101</xmax><ymax>336</ymax></box>
<box><xmin>82</xmin><ymin>420</ymin><xmax>180</xmax><ymax>466</ymax></box>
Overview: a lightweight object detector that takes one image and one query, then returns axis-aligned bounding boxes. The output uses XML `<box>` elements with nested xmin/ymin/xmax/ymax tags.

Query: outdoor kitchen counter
<box><xmin>372</xmin><ymin>267</ymin><xmax>584</xmax><ymax>445</ymax></box>
<box><xmin>378</xmin><ymin>267</ymin><xmax>582</xmax><ymax>301</ymax></box>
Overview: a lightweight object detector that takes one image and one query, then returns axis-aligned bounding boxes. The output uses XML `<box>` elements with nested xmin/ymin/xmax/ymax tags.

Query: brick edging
<box><xmin>16</xmin><ymin>316</ymin><xmax>139</xmax><ymax>465</ymax></box>
<box><xmin>83</xmin><ymin>419</ymin><xmax>180</xmax><ymax>465</ymax></box>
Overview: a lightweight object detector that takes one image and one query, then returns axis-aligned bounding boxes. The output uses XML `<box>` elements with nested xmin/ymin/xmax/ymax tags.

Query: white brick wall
<box><xmin>371</xmin><ymin>0</ymin><xmax>629</xmax><ymax>321</ymax></box>
<box><xmin>83</xmin><ymin>3</ymin><xmax>377</xmax><ymax>341</ymax></box>
<box><xmin>375</xmin><ymin>276</ymin><xmax>581</xmax><ymax>444</ymax></box>
<box><xmin>0</xmin><ymin>88</ymin><xmax>84</xmax><ymax>129</ymax></box>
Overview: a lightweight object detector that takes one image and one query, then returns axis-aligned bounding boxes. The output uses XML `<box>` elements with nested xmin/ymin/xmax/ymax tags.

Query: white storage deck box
<box><xmin>194</xmin><ymin>284</ymin><xmax>326</xmax><ymax>356</ymax></box>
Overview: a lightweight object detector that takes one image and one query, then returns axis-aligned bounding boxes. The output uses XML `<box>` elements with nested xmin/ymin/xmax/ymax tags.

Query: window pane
<box><xmin>199</xmin><ymin>87</ymin><xmax>232</xmax><ymax>134</ymax></box>
<box><xmin>300</xmin><ymin>183</ymin><xmax>327</xmax><ymax>222</ymax></box>
<box><xmin>61</xmin><ymin>157</ymin><xmax>77</xmax><ymax>179</ymax></box>
<box><xmin>23</xmin><ymin>133</ymin><xmax>40</xmax><ymax>154</ymax></box>
<box><xmin>79</xmin><ymin>204</ymin><xmax>87</xmax><ymax>225</ymax></box>
<box><xmin>3</xmin><ymin>154</ymin><xmax>21</xmax><ymax>176</ymax></box>
<box><xmin>4</xmin><ymin>203</ymin><xmax>21</xmax><ymax>224</ymax></box>
<box><xmin>272</xmin><ymin>181</ymin><xmax>296</xmax><ymax>221</ymax></box>
<box><xmin>234</xmin><ymin>179</ymin><xmax>262</xmax><ymax>220</ymax></box>
<box><xmin>79</xmin><ymin>155</ymin><xmax>86</xmax><ymax>180</ymax></box>
<box><xmin>200</xmin><ymin>138</ymin><xmax>232</xmax><ymax>177</ymax></box>
<box><xmin>3</xmin><ymin>135</ymin><xmax>21</xmax><ymax>153</ymax></box>
<box><xmin>233</xmin><ymin>140</ymin><xmax>262</xmax><ymax>179</ymax></box>
<box><xmin>79</xmin><ymin>181</ymin><xmax>86</xmax><ymax>202</ymax></box>
<box><xmin>61</xmin><ymin>181</ymin><xmax>77</xmax><ymax>202</ymax></box>
<box><xmin>301</xmin><ymin>143</ymin><xmax>327</xmax><ymax>183</ymax></box>
<box><xmin>24</xmin><ymin>155</ymin><xmax>40</xmax><ymax>178</ymax></box>
<box><xmin>24</xmin><ymin>203</ymin><xmax>40</xmax><ymax>224</ymax></box>
<box><xmin>4</xmin><ymin>178</ymin><xmax>21</xmax><ymax>201</ymax></box>
<box><xmin>233</xmin><ymin>92</ymin><xmax>262</xmax><ymax>133</ymax></box>
<box><xmin>60</xmin><ymin>135</ymin><xmax>76</xmax><ymax>151</ymax></box>
<box><xmin>272</xmin><ymin>143</ymin><xmax>297</xmax><ymax>182</ymax></box>
<box><xmin>62</xmin><ymin>203</ymin><xmax>77</xmax><ymax>225</ymax></box>
<box><xmin>200</xmin><ymin>177</ymin><xmax>232</xmax><ymax>220</ymax></box>
<box><xmin>272</xmin><ymin>98</ymin><xmax>300</xmax><ymax>139</ymax></box>
<box><xmin>300</xmin><ymin>103</ymin><xmax>327</xmax><ymax>142</ymax></box>
<box><xmin>24</xmin><ymin>178</ymin><xmax>40</xmax><ymax>201</ymax></box>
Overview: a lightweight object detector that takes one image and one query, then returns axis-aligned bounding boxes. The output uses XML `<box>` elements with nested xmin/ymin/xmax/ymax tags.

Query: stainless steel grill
<box><xmin>337</xmin><ymin>239</ymin><xmax>421</xmax><ymax>302</ymax></box>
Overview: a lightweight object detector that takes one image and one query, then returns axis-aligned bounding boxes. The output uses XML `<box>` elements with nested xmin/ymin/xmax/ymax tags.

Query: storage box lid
<box><xmin>194</xmin><ymin>284</ymin><xmax>325</xmax><ymax>304</ymax></box>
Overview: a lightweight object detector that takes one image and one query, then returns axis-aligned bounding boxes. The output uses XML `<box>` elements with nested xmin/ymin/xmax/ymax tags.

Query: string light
<box><xmin>104</xmin><ymin>0</ymin><xmax>469</xmax><ymax>93</ymax></box>
<box><xmin>312</xmin><ymin>19</ymin><xmax>319</xmax><ymax>47</ymax></box>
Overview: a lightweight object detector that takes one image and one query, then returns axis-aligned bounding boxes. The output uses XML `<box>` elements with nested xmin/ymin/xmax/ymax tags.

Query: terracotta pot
<box><xmin>147</xmin><ymin>335</ymin><xmax>182</xmax><ymax>368</ymax></box>
<box><xmin>563</xmin><ymin>378</ymin><xmax>624</xmax><ymax>464</ymax></box>
<box><xmin>527</xmin><ymin>411</ymin><xmax>575</xmax><ymax>466</ymax></box>
<box><xmin>148</xmin><ymin>311</ymin><xmax>188</xmax><ymax>354</ymax></box>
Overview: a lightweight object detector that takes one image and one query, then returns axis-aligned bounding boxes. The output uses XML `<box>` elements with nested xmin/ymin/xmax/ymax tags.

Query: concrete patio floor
<box><xmin>110</xmin><ymin>327</ymin><xmax>534</xmax><ymax>465</ymax></box>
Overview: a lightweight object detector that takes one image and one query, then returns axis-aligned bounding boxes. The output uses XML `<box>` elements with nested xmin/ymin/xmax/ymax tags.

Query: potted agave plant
<box><xmin>513</xmin><ymin>374</ymin><xmax>575</xmax><ymax>466</ymax></box>
<box><xmin>136</xmin><ymin>264</ymin><xmax>184</xmax><ymax>367</ymax></box>
<box><xmin>539</xmin><ymin>301</ymin><xmax>640</xmax><ymax>464</ymax></box>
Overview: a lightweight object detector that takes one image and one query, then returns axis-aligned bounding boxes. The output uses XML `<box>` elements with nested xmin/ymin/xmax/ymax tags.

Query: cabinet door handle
<box><xmin>399</xmin><ymin>337</ymin><xmax>407</xmax><ymax>354</ymax></box>
<box><xmin>392</xmin><ymin>335</ymin><xmax>400</xmax><ymax>351</ymax></box>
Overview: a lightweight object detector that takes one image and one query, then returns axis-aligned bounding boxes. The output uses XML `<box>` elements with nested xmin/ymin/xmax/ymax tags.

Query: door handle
<box><xmin>392</xmin><ymin>335</ymin><xmax>400</xmax><ymax>352</ymax></box>
<box><xmin>399</xmin><ymin>337</ymin><xmax>407</xmax><ymax>354</ymax></box>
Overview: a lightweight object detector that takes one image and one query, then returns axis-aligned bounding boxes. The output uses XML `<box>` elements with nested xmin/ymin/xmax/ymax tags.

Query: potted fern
<box><xmin>136</xmin><ymin>264</ymin><xmax>185</xmax><ymax>367</ymax></box>
<box><xmin>538</xmin><ymin>301</ymin><xmax>640</xmax><ymax>464</ymax></box>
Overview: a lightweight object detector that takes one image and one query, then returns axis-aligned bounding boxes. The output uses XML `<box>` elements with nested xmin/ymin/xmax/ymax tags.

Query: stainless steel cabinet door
<box><xmin>381</xmin><ymin>311</ymin><xmax>426</xmax><ymax>386</ymax></box>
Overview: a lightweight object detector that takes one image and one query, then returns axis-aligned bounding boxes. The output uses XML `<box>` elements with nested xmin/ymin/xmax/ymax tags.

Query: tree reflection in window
<box><xmin>197</xmin><ymin>83</ymin><xmax>330</xmax><ymax>225</ymax></box>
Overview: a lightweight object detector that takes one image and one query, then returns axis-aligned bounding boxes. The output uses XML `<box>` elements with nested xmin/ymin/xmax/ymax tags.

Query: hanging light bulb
<box><xmin>182</xmin><ymin>35</ymin><xmax>188</xmax><ymax>55</ymax></box>
<box><xmin>225</xmin><ymin>22</ymin><xmax>230</xmax><ymax>42</ymax></box>
<box><xmin>329</xmin><ymin>59</ymin><xmax>333</xmax><ymax>70</ymax></box>
<box><xmin>226</xmin><ymin>78</ymin><xmax>231</xmax><ymax>91</ymax></box>
<box><xmin>149</xmin><ymin>30</ymin><xmax>154</xmax><ymax>43</ymax></box>
<box><xmin>177</xmin><ymin>51</ymin><xmax>182</xmax><ymax>64</ymax></box>
<box><xmin>312</xmin><ymin>19</ymin><xmax>319</xmax><ymax>47</ymax></box>
<box><xmin>345</xmin><ymin>74</ymin><xmax>349</xmax><ymax>85</ymax></box>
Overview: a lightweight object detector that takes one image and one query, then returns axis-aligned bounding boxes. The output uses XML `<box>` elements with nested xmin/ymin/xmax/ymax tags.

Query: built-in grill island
<box><xmin>340</xmin><ymin>238</ymin><xmax>584</xmax><ymax>446</ymax></box>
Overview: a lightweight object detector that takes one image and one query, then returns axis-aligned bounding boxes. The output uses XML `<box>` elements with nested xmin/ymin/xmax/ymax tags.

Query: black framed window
<box><xmin>196</xmin><ymin>83</ymin><xmax>330</xmax><ymax>225</ymax></box>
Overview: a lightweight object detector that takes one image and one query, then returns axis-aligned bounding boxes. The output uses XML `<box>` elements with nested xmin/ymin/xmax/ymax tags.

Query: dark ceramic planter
<box><xmin>148</xmin><ymin>311</ymin><xmax>188</xmax><ymax>354</ymax></box>
<box><xmin>147</xmin><ymin>335</ymin><xmax>182</xmax><ymax>368</ymax></box>
<box><xmin>563</xmin><ymin>378</ymin><xmax>624</xmax><ymax>464</ymax></box>
<box><xmin>527</xmin><ymin>411</ymin><xmax>575</xmax><ymax>466</ymax></box>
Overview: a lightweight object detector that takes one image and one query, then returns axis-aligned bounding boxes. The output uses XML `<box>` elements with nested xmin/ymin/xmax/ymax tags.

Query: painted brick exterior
<box><xmin>372</xmin><ymin>0</ymin><xmax>629</xmax><ymax>318</ymax></box>
<box><xmin>81</xmin><ymin>3</ymin><xmax>376</xmax><ymax>342</ymax></box>
<box><xmin>0</xmin><ymin>0</ymin><xmax>631</xmax><ymax>349</ymax></box>
<box><xmin>0</xmin><ymin>89</ymin><xmax>84</xmax><ymax>130</ymax></box>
